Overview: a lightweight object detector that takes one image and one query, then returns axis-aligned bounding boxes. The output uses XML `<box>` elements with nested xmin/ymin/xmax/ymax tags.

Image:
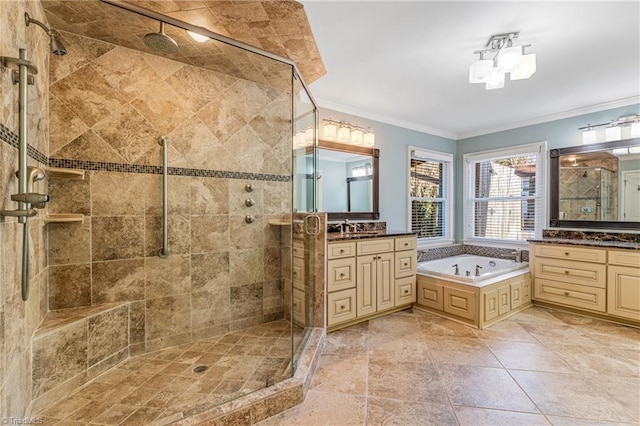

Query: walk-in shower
<box><xmin>0</xmin><ymin>0</ymin><xmax>322</xmax><ymax>423</ymax></box>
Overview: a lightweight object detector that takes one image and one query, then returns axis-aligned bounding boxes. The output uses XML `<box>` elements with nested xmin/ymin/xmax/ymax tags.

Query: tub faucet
<box><xmin>475</xmin><ymin>265</ymin><xmax>483</xmax><ymax>276</ymax></box>
<box><xmin>512</xmin><ymin>248</ymin><xmax>522</xmax><ymax>263</ymax></box>
<box><xmin>452</xmin><ymin>264</ymin><xmax>459</xmax><ymax>275</ymax></box>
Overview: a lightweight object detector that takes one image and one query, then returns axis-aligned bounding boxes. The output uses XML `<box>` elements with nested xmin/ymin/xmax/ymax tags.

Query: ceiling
<box><xmin>300</xmin><ymin>1</ymin><xmax>640</xmax><ymax>139</ymax></box>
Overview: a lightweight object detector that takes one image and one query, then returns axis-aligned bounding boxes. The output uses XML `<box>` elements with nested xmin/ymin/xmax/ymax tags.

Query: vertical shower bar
<box><xmin>18</xmin><ymin>48</ymin><xmax>31</xmax><ymax>300</ymax></box>
<box><xmin>158</xmin><ymin>136</ymin><xmax>170</xmax><ymax>258</ymax></box>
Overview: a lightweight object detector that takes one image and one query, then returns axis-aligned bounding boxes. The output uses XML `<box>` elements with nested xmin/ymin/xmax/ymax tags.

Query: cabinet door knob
<box><xmin>340</xmin><ymin>249</ymin><xmax>344</xmax><ymax>253</ymax></box>
<box><xmin>564</xmin><ymin>270</ymin><xmax>569</xmax><ymax>274</ymax></box>
<box><xmin>403</xmin><ymin>262</ymin><xmax>408</xmax><ymax>267</ymax></box>
<box><xmin>404</xmin><ymin>242</ymin><xmax>409</xmax><ymax>247</ymax></box>
<box><xmin>403</xmin><ymin>289</ymin><xmax>409</xmax><ymax>294</ymax></box>
<box><xmin>340</xmin><ymin>273</ymin><xmax>345</xmax><ymax>277</ymax></box>
<box><xmin>564</xmin><ymin>291</ymin><xmax>570</xmax><ymax>296</ymax></box>
<box><xmin>340</xmin><ymin>305</ymin><xmax>345</xmax><ymax>310</ymax></box>
<box><xmin>564</xmin><ymin>252</ymin><xmax>570</xmax><ymax>256</ymax></box>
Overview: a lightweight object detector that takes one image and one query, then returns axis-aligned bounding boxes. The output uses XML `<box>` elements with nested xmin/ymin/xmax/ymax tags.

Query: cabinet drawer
<box><xmin>327</xmin><ymin>257</ymin><xmax>357</xmax><ymax>292</ymax></box>
<box><xmin>416</xmin><ymin>278</ymin><xmax>443</xmax><ymax>311</ymax></box>
<box><xmin>395</xmin><ymin>236</ymin><xmax>417</xmax><ymax>251</ymax></box>
<box><xmin>395</xmin><ymin>276</ymin><xmax>416</xmax><ymax>306</ymax></box>
<box><xmin>444</xmin><ymin>286</ymin><xmax>477</xmax><ymax>321</ymax></box>
<box><xmin>327</xmin><ymin>242</ymin><xmax>356</xmax><ymax>259</ymax></box>
<box><xmin>327</xmin><ymin>288</ymin><xmax>357</xmax><ymax>326</ymax></box>
<box><xmin>293</xmin><ymin>257</ymin><xmax>305</xmax><ymax>290</ymax></box>
<box><xmin>293</xmin><ymin>288</ymin><xmax>305</xmax><ymax>325</ymax></box>
<box><xmin>534</xmin><ymin>257</ymin><xmax>606</xmax><ymax>288</ymax></box>
<box><xmin>533</xmin><ymin>244</ymin><xmax>606</xmax><ymax>263</ymax></box>
<box><xmin>607</xmin><ymin>265</ymin><xmax>640</xmax><ymax>321</ymax></box>
<box><xmin>534</xmin><ymin>278</ymin><xmax>606</xmax><ymax>312</ymax></box>
<box><xmin>395</xmin><ymin>250</ymin><xmax>417</xmax><ymax>278</ymax></box>
<box><xmin>608</xmin><ymin>250</ymin><xmax>640</xmax><ymax>268</ymax></box>
<box><xmin>357</xmin><ymin>238</ymin><xmax>394</xmax><ymax>255</ymax></box>
<box><xmin>293</xmin><ymin>241</ymin><xmax>304</xmax><ymax>259</ymax></box>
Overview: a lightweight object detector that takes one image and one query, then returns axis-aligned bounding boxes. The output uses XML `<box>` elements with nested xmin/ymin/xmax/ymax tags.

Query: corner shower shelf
<box><xmin>43</xmin><ymin>166</ymin><xmax>84</xmax><ymax>179</ymax></box>
<box><xmin>43</xmin><ymin>214</ymin><xmax>84</xmax><ymax>224</ymax></box>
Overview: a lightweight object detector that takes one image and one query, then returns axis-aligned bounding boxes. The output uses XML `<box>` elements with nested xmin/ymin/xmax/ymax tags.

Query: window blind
<box><xmin>468</xmin><ymin>152</ymin><xmax>540</xmax><ymax>242</ymax></box>
<box><xmin>409</xmin><ymin>155</ymin><xmax>450</xmax><ymax>239</ymax></box>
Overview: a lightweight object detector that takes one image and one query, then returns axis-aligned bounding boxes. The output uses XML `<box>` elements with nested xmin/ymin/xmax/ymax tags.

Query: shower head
<box><xmin>144</xmin><ymin>22</ymin><xmax>179</xmax><ymax>54</ymax></box>
<box><xmin>25</xmin><ymin>13</ymin><xmax>67</xmax><ymax>56</ymax></box>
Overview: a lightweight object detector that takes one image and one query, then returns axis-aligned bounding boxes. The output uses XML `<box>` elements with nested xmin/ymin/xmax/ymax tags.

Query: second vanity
<box><xmin>326</xmin><ymin>229</ymin><xmax>417</xmax><ymax>331</ymax></box>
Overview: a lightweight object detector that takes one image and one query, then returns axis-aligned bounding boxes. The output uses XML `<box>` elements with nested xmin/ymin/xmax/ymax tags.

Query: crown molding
<box><xmin>457</xmin><ymin>96</ymin><xmax>640</xmax><ymax>140</ymax></box>
<box><xmin>316</xmin><ymin>96</ymin><xmax>640</xmax><ymax>141</ymax></box>
<box><xmin>316</xmin><ymin>98</ymin><xmax>458</xmax><ymax>140</ymax></box>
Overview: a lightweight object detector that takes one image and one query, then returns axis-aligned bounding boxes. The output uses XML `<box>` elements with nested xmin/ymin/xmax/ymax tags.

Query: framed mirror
<box><xmin>549</xmin><ymin>137</ymin><xmax>640</xmax><ymax>229</ymax></box>
<box><xmin>316</xmin><ymin>140</ymin><xmax>379</xmax><ymax>220</ymax></box>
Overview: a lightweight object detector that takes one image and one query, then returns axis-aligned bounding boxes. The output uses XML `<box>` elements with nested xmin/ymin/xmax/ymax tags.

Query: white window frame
<box><xmin>407</xmin><ymin>147</ymin><xmax>454</xmax><ymax>248</ymax></box>
<box><xmin>463</xmin><ymin>141</ymin><xmax>547</xmax><ymax>248</ymax></box>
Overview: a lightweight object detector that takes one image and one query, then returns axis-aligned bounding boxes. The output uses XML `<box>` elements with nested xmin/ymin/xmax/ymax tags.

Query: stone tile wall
<box><xmin>46</xmin><ymin>32</ymin><xmax>293</xmax><ymax>355</ymax></box>
<box><xmin>0</xmin><ymin>0</ymin><xmax>51</xmax><ymax>418</ymax></box>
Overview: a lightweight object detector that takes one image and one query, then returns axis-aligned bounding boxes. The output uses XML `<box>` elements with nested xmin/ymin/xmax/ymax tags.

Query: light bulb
<box><xmin>511</xmin><ymin>53</ymin><xmax>536</xmax><ymax>80</ymax></box>
<box><xmin>485</xmin><ymin>68</ymin><xmax>505</xmax><ymax>90</ymax></box>
<box><xmin>337</xmin><ymin>125</ymin><xmax>351</xmax><ymax>143</ymax></box>
<box><xmin>469</xmin><ymin>59</ymin><xmax>493</xmax><ymax>83</ymax></box>
<box><xmin>605</xmin><ymin>126</ymin><xmax>621</xmax><ymax>142</ymax></box>
<box><xmin>351</xmin><ymin>128</ymin><xmax>363</xmax><ymax>145</ymax></box>
<box><xmin>363</xmin><ymin>129</ymin><xmax>375</xmax><ymax>147</ymax></box>
<box><xmin>497</xmin><ymin>46</ymin><xmax>522</xmax><ymax>72</ymax></box>
<box><xmin>323</xmin><ymin>121</ymin><xmax>337</xmax><ymax>140</ymax></box>
<box><xmin>582</xmin><ymin>129</ymin><xmax>597</xmax><ymax>144</ymax></box>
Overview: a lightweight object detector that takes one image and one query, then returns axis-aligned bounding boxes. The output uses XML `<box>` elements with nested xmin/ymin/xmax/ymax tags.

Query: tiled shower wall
<box><xmin>0</xmin><ymin>0</ymin><xmax>51</xmax><ymax>418</ymax></box>
<box><xmin>47</xmin><ymin>32</ymin><xmax>293</xmax><ymax>353</ymax></box>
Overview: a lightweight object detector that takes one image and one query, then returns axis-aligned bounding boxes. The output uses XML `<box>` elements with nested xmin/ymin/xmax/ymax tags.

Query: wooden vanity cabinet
<box><xmin>530</xmin><ymin>243</ymin><xmax>640</xmax><ymax>324</ymax></box>
<box><xmin>327</xmin><ymin>235</ymin><xmax>417</xmax><ymax>331</ymax></box>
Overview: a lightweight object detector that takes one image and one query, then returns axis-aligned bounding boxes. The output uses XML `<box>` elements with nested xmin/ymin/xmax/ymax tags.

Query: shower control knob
<box><xmin>245</xmin><ymin>215</ymin><xmax>256</xmax><ymax>224</ymax></box>
<box><xmin>245</xmin><ymin>183</ymin><xmax>254</xmax><ymax>192</ymax></box>
<box><xmin>245</xmin><ymin>198</ymin><xmax>255</xmax><ymax>207</ymax></box>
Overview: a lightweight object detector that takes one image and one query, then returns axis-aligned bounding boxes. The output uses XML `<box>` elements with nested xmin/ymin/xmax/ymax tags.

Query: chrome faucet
<box><xmin>475</xmin><ymin>265</ymin><xmax>483</xmax><ymax>276</ymax></box>
<box><xmin>512</xmin><ymin>248</ymin><xmax>522</xmax><ymax>263</ymax></box>
<box><xmin>341</xmin><ymin>219</ymin><xmax>356</xmax><ymax>235</ymax></box>
<box><xmin>452</xmin><ymin>264</ymin><xmax>459</xmax><ymax>275</ymax></box>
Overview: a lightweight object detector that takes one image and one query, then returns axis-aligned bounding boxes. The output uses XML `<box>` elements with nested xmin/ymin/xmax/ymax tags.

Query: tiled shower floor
<box><xmin>38</xmin><ymin>320</ymin><xmax>299</xmax><ymax>425</ymax></box>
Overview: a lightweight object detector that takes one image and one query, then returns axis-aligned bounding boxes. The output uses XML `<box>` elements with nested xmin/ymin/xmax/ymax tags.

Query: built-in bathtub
<box><xmin>417</xmin><ymin>254</ymin><xmax>528</xmax><ymax>286</ymax></box>
<box><xmin>415</xmin><ymin>255</ymin><xmax>532</xmax><ymax>328</ymax></box>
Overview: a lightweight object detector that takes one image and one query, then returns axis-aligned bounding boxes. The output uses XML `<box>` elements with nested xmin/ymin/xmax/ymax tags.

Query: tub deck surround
<box><xmin>417</xmin><ymin>255</ymin><xmax>528</xmax><ymax>284</ymax></box>
<box><xmin>416</xmin><ymin>257</ymin><xmax>532</xmax><ymax>329</ymax></box>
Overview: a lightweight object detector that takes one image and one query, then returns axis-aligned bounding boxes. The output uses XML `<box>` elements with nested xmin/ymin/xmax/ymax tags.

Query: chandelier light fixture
<box><xmin>469</xmin><ymin>32</ymin><xmax>536</xmax><ymax>90</ymax></box>
<box><xmin>578</xmin><ymin>115</ymin><xmax>640</xmax><ymax>144</ymax></box>
<box><xmin>323</xmin><ymin>119</ymin><xmax>375</xmax><ymax>146</ymax></box>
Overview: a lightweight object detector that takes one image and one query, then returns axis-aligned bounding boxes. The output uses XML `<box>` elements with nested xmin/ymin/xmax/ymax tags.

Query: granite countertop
<box><xmin>327</xmin><ymin>230</ymin><xmax>416</xmax><ymax>242</ymax></box>
<box><xmin>528</xmin><ymin>238</ymin><xmax>640</xmax><ymax>250</ymax></box>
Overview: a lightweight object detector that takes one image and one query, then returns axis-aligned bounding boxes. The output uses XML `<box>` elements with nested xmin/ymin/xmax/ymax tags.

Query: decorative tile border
<box><xmin>417</xmin><ymin>244</ymin><xmax>530</xmax><ymax>263</ymax></box>
<box><xmin>1</xmin><ymin>124</ymin><xmax>291</xmax><ymax>182</ymax></box>
<box><xmin>0</xmin><ymin>122</ymin><xmax>48</xmax><ymax>165</ymax></box>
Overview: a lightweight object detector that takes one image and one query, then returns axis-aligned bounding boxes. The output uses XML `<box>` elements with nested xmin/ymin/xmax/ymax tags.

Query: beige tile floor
<box><xmin>259</xmin><ymin>306</ymin><xmax>640</xmax><ymax>426</ymax></box>
<box><xmin>37</xmin><ymin>320</ymin><xmax>300</xmax><ymax>425</ymax></box>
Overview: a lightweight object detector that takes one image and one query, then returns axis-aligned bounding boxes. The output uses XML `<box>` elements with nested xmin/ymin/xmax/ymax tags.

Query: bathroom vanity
<box><xmin>529</xmin><ymin>239</ymin><xmax>640</xmax><ymax>325</ymax></box>
<box><xmin>326</xmin><ymin>232</ymin><xmax>417</xmax><ymax>331</ymax></box>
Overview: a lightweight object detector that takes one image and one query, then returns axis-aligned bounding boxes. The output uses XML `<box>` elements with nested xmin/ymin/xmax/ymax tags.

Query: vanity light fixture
<box><xmin>323</xmin><ymin>119</ymin><xmax>375</xmax><ymax>146</ymax></box>
<box><xmin>469</xmin><ymin>32</ymin><xmax>536</xmax><ymax>90</ymax></box>
<box><xmin>579</xmin><ymin>115</ymin><xmax>640</xmax><ymax>144</ymax></box>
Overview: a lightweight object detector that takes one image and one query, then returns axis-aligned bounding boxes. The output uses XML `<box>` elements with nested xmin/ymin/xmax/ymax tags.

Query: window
<box><xmin>464</xmin><ymin>142</ymin><xmax>546</xmax><ymax>244</ymax></box>
<box><xmin>408</xmin><ymin>148</ymin><xmax>453</xmax><ymax>243</ymax></box>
